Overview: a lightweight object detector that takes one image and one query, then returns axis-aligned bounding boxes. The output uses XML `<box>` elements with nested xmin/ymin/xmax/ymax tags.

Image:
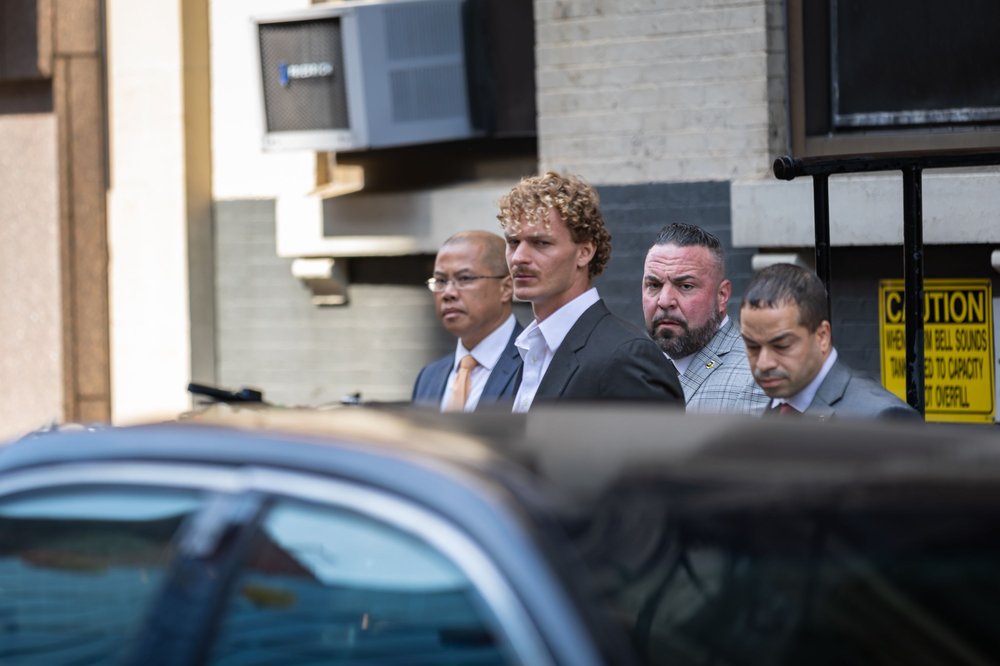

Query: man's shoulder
<box><xmin>585</xmin><ymin>302</ymin><xmax>650</xmax><ymax>341</ymax></box>
<box><xmin>415</xmin><ymin>354</ymin><xmax>452</xmax><ymax>384</ymax></box>
<box><xmin>422</xmin><ymin>353</ymin><xmax>453</xmax><ymax>371</ymax></box>
<box><xmin>821</xmin><ymin>360</ymin><xmax>919</xmax><ymax>419</ymax></box>
<box><xmin>412</xmin><ymin>353</ymin><xmax>453</xmax><ymax>402</ymax></box>
<box><xmin>559</xmin><ymin>300</ymin><xmax>649</xmax><ymax>351</ymax></box>
<box><xmin>843</xmin><ymin>370</ymin><xmax>914</xmax><ymax>408</ymax></box>
<box><xmin>690</xmin><ymin>319</ymin><xmax>752</xmax><ymax>376</ymax></box>
<box><xmin>685</xmin><ymin>323</ymin><xmax>768</xmax><ymax>414</ymax></box>
<box><xmin>712</xmin><ymin>317</ymin><xmax>746</xmax><ymax>352</ymax></box>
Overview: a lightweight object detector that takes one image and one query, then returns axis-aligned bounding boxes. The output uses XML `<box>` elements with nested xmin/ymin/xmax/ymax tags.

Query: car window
<box><xmin>574</xmin><ymin>483</ymin><xmax>1000</xmax><ymax>666</ymax></box>
<box><xmin>0</xmin><ymin>487</ymin><xmax>202</xmax><ymax>665</ymax></box>
<box><xmin>207</xmin><ymin>498</ymin><xmax>516</xmax><ymax>665</ymax></box>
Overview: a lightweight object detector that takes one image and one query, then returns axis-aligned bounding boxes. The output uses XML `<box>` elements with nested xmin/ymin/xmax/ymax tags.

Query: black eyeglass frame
<box><xmin>425</xmin><ymin>275</ymin><xmax>508</xmax><ymax>292</ymax></box>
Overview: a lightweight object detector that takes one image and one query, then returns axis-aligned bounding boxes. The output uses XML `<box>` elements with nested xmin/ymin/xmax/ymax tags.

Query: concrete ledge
<box><xmin>274</xmin><ymin>181</ymin><xmax>514</xmax><ymax>258</ymax></box>
<box><xmin>732</xmin><ymin>169</ymin><xmax>1000</xmax><ymax>248</ymax></box>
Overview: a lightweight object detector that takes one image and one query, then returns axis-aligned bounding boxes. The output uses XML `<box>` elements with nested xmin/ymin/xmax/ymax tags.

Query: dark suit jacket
<box><xmin>803</xmin><ymin>358</ymin><xmax>920</xmax><ymax>420</ymax></box>
<box><xmin>412</xmin><ymin>321</ymin><xmax>523</xmax><ymax>409</ymax></box>
<box><xmin>531</xmin><ymin>300</ymin><xmax>683</xmax><ymax>406</ymax></box>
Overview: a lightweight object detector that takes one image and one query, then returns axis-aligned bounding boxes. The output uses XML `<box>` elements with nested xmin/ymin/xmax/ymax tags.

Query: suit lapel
<box><xmin>429</xmin><ymin>361</ymin><xmax>452</xmax><ymax>401</ymax></box>
<box><xmin>535</xmin><ymin>301</ymin><xmax>607</xmax><ymax>397</ymax></box>
<box><xmin>680</xmin><ymin>318</ymin><xmax>737</xmax><ymax>398</ymax></box>
<box><xmin>481</xmin><ymin>323</ymin><xmax>524</xmax><ymax>401</ymax></box>
<box><xmin>807</xmin><ymin>358</ymin><xmax>849</xmax><ymax>420</ymax></box>
<box><xmin>680</xmin><ymin>348</ymin><xmax>716</xmax><ymax>398</ymax></box>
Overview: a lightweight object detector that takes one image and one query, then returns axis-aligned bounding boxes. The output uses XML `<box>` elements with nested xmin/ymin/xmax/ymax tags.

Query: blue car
<box><xmin>1</xmin><ymin>405</ymin><xmax>998</xmax><ymax>665</ymax></box>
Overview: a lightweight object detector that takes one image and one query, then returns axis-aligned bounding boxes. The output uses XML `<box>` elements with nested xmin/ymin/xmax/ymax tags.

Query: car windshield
<box><xmin>567</xmin><ymin>479</ymin><xmax>1000</xmax><ymax>666</ymax></box>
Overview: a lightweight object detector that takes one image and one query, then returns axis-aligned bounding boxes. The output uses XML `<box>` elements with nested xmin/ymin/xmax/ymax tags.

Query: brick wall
<box><xmin>535</xmin><ymin>0</ymin><xmax>776</xmax><ymax>184</ymax></box>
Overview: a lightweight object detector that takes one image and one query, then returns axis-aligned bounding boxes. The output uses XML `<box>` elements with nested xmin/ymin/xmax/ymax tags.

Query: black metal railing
<box><xmin>772</xmin><ymin>148</ymin><xmax>1000</xmax><ymax>415</ymax></box>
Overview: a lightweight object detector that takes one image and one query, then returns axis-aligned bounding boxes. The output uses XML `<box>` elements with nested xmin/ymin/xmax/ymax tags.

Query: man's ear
<box><xmin>816</xmin><ymin>320</ymin><xmax>833</xmax><ymax>353</ymax></box>
<box><xmin>499</xmin><ymin>274</ymin><xmax>514</xmax><ymax>303</ymax></box>
<box><xmin>576</xmin><ymin>240</ymin><xmax>596</xmax><ymax>269</ymax></box>
<box><xmin>718</xmin><ymin>278</ymin><xmax>732</xmax><ymax>312</ymax></box>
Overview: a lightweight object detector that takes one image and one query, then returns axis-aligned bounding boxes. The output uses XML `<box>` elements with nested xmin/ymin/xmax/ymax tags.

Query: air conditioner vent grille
<box><xmin>258</xmin><ymin>18</ymin><xmax>349</xmax><ymax>131</ymax></box>
<box><xmin>390</xmin><ymin>64</ymin><xmax>467</xmax><ymax>122</ymax></box>
<box><xmin>385</xmin><ymin>2</ymin><xmax>462</xmax><ymax>60</ymax></box>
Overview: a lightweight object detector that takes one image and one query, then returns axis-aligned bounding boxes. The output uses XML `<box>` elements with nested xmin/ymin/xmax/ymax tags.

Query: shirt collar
<box><xmin>530</xmin><ymin>288</ymin><xmax>600</xmax><ymax>353</ymax></box>
<box><xmin>454</xmin><ymin>314</ymin><xmax>516</xmax><ymax>372</ymax></box>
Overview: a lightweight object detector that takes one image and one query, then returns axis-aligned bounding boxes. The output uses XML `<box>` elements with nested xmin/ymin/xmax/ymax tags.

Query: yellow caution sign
<box><xmin>879</xmin><ymin>279</ymin><xmax>995</xmax><ymax>423</ymax></box>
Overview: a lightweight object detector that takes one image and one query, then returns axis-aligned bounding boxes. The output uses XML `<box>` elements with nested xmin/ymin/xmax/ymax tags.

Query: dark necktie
<box><xmin>778</xmin><ymin>402</ymin><xmax>799</xmax><ymax>416</ymax></box>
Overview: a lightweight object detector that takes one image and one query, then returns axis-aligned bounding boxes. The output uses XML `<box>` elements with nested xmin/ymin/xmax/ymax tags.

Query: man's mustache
<box><xmin>652</xmin><ymin>314</ymin><xmax>687</xmax><ymax>331</ymax></box>
<box><xmin>754</xmin><ymin>368</ymin><xmax>789</xmax><ymax>382</ymax></box>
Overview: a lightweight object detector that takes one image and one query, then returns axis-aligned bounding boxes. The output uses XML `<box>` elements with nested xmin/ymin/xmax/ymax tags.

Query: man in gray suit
<box><xmin>498</xmin><ymin>171</ymin><xmax>683</xmax><ymax>411</ymax></box>
<box><xmin>642</xmin><ymin>223</ymin><xmax>768</xmax><ymax>415</ymax></box>
<box><xmin>412</xmin><ymin>231</ymin><xmax>522</xmax><ymax>411</ymax></box>
<box><xmin>740</xmin><ymin>263</ymin><xmax>919</xmax><ymax>420</ymax></box>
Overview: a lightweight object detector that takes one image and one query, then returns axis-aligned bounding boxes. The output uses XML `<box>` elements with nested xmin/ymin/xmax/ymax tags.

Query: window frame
<box><xmin>786</xmin><ymin>0</ymin><xmax>1000</xmax><ymax>157</ymax></box>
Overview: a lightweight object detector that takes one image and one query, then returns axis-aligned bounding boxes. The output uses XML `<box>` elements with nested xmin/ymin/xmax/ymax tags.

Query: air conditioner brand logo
<box><xmin>278</xmin><ymin>61</ymin><xmax>335</xmax><ymax>87</ymax></box>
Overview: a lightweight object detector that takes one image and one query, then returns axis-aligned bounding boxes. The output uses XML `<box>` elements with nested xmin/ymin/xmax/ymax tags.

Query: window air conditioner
<box><xmin>253</xmin><ymin>0</ymin><xmax>479</xmax><ymax>151</ymax></box>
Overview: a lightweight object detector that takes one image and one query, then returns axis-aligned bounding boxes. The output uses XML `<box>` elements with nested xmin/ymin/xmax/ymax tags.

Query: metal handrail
<box><xmin>772</xmin><ymin>148</ymin><xmax>1000</xmax><ymax>416</ymax></box>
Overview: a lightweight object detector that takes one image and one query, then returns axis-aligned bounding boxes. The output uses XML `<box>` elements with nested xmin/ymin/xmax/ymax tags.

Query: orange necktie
<box><xmin>445</xmin><ymin>355</ymin><xmax>478</xmax><ymax>412</ymax></box>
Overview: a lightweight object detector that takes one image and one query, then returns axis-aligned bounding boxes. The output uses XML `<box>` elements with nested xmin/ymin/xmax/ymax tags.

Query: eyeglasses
<box><xmin>426</xmin><ymin>275</ymin><xmax>507</xmax><ymax>292</ymax></box>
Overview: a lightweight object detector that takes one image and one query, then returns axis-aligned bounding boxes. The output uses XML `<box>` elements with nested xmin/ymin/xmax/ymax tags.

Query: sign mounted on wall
<box><xmin>879</xmin><ymin>279</ymin><xmax>995</xmax><ymax>423</ymax></box>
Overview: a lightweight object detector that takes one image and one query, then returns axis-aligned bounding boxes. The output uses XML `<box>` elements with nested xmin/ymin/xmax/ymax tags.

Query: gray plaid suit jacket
<box><xmin>680</xmin><ymin>317</ymin><xmax>769</xmax><ymax>415</ymax></box>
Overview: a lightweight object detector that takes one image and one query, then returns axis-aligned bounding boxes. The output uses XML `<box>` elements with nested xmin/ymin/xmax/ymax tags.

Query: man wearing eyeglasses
<box><xmin>412</xmin><ymin>231</ymin><xmax>523</xmax><ymax>411</ymax></box>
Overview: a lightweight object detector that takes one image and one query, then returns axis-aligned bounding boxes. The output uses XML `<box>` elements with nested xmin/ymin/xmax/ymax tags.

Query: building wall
<box><xmin>11</xmin><ymin>0</ymin><xmax>993</xmax><ymax>429</ymax></box>
<box><xmin>595</xmin><ymin>181</ymin><xmax>755</xmax><ymax>326</ymax></box>
<box><xmin>535</xmin><ymin>0</ymin><xmax>777</xmax><ymax>183</ymax></box>
<box><xmin>107</xmin><ymin>0</ymin><xmax>213</xmax><ymax>425</ymax></box>
<box><xmin>208</xmin><ymin>0</ymin><xmax>534</xmax><ymax>406</ymax></box>
<box><xmin>204</xmin><ymin>0</ymin><xmax>780</xmax><ymax>404</ymax></box>
<box><xmin>0</xmin><ymin>112</ymin><xmax>63</xmax><ymax>440</ymax></box>
<box><xmin>206</xmin><ymin>0</ymin><xmax>995</xmax><ymax>413</ymax></box>
<box><xmin>0</xmin><ymin>0</ymin><xmax>112</xmax><ymax>440</ymax></box>
<box><xmin>214</xmin><ymin>199</ymin><xmax>451</xmax><ymax>405</ymax></box>
<box><xmin>531</xmin><ymin>0</ymin><xmax>774</xmax><ymax>361</ymax></box>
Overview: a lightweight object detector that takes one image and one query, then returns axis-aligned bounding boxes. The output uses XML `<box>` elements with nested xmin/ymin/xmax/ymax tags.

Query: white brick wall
<box><xmin>535</xmin><ymin>0</ymin><xmax>780</xmax><ymax>184</ymax></box>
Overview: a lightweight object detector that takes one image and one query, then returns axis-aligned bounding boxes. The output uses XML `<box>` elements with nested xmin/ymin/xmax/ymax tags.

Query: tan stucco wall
<box><xmin>0</xmin><ymin>113</ymin><xmax>63</xmax><ymax>440</ymax></box>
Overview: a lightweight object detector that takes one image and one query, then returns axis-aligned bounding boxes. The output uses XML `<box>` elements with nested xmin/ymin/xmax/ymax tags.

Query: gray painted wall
<box><xmin>215</xmin><ymin>199</ymin><xmax>449</xmax><ymax>406</ymax></box>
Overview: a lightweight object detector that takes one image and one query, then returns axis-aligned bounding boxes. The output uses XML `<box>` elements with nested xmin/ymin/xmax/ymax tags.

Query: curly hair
<box><xmin>496</xmin><ymin>171</ymin><xmax>612</xmax><ymax>278</ymax></box>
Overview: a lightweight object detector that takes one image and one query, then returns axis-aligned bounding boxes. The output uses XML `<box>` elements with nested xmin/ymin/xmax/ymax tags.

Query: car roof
<box><xmin>4</xmin><ymin>404</ymin><xmax>1000</xmax><ymax>512</ymax></box>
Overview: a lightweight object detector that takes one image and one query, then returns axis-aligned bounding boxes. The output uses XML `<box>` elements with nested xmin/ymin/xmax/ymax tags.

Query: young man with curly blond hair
<box><xmin>498</xmin><ymin>171</ymin><xmax>683</xmax><ymax>412</ymax></box>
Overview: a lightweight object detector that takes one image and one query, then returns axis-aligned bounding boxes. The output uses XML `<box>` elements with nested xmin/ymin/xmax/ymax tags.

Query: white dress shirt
<box><xmin>440</xmin><ymin>315</ymin><xmax>517</xmax><ymax>412</ymax></box>
<box><xmin>771</xmin><ymin>347</ymin><xmax>838</xmax><ymax>413</ymax></box>
<box><xmin>512</xmin><ymin>288</ymin><xmax>600</xmax><ymax>412</ymax></box>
